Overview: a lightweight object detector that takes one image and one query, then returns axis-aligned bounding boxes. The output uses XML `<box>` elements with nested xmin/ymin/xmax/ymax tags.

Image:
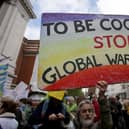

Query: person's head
<box><xmin>77</xmin><ymin>100</ymin><xmax>95</xmax><ymax>128</ymax></box>
<box><xmin>109</xmin><ymin>96</ymin><xmax>116</xmax><ymax>104</ymax></box>
<box><xmin>116</xmin><ymin>95</ymin><xmax>120</xmax><ymax>101</ymax></box>
<box><xmin>76</xmin><ymin>96</ymin><xmax>86</xmax><ymax>105</ymax></box>
<box><xmin>66</xmin><ymin>96</ymin><xmax>75</xmax><ymax>105</ymax></box>
<box><xmin>0</xmin><ymin>96</ymin><xmax>17</xmax><ymax>114</ymax></box>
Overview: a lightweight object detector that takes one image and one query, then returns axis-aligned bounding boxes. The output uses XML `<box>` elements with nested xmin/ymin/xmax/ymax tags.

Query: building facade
<box><xmin>0</xmin><ymin>0</ymin><xmax>36</xmax><ymax>89</ymax></box>
<box><xmin>13</xmin><ymin>38</ymin><xmax>39</xmax><ymax>86</ymax></box>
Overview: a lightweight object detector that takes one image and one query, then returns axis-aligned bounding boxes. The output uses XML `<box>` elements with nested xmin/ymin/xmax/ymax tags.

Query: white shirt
<box><xmin>0</xmin><ymin>112</ymin><xmax>18</xmax><ymax>129</ymax></box>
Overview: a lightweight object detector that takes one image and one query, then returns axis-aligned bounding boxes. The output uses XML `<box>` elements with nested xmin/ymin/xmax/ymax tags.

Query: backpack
<box><xmin>28</xmin><ymin>98</ymin><xmax>68</xmax><ymax>125</ymax></box>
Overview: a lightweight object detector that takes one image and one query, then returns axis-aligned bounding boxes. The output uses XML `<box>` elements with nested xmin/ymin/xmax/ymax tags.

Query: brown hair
<box><xmin>0</xmin><ymin>96</ymin><xmax>17</xmax><ymax>113</ymax></box>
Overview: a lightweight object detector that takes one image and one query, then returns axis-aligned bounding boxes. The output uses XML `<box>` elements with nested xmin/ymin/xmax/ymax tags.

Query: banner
<box><xmin>0</xmin><ymin>64</ymin><xmax>8</xmax><ymax>94</ymax></box>
<box><xmin>15</xmin><ymin>81</ymin><xmax>30</xmax><ymax>100</ymax></box>
<box><xmin>39</xmin><ymin>13</ymin><xmax>129</xmax><ymax>90</ymax></box>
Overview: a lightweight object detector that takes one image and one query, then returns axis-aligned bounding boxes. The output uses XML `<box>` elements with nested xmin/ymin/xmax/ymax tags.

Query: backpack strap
<box><xmin>41</xmin><ymin>99</ymin><xmax>49</xmax><ymax>114</ymax></box>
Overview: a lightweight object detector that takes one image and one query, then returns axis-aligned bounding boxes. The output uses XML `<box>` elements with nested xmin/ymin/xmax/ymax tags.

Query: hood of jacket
<box><xmin>0</xmin><ymin>112</ymin><xmax>16</xmax><ymax>118</ymax></box>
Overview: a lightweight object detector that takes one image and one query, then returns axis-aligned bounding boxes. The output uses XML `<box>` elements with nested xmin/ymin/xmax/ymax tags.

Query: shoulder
<box><xmin>72</xmin><ymin>118</ymin><xmax>80</xmax><ymax>129</ymax></box>
<box><xmin>0</xmin><ymin>112</ymin><xmax>16</xmax><ymax>118</ymax></box>
<box><xmin>0</xmin><ymin>118</ymin><xmax>18</xmax><ymax>129</ymax></box>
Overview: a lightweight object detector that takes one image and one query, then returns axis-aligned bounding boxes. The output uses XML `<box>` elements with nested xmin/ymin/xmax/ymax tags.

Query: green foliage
<box><xmin>67</xmin><ymin>88</ymin><xmax>84</xmax><ymax>96</ymax></box>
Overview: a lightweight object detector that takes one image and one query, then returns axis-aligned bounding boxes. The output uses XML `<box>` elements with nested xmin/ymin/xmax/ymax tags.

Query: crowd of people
<box><xmin>0</xmin><ymin>80</ymin><xmax>129</xmax><ymax>129</ymax></box>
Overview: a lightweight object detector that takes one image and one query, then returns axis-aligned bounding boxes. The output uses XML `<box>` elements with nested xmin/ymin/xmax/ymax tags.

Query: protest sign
<box><xmin>39</xmin><ymin>13</ymin><xmax>129</xmax><ymax>90</ymax></box>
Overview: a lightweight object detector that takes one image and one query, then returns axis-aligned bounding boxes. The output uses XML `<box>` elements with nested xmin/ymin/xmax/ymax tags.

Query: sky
<box><xmin>24</xmin><ymin>0</ymin><xmax>129</xmax><ymax>40</ymax></box>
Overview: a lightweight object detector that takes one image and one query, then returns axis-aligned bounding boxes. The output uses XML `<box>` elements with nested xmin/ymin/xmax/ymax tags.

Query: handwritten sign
<box><xmin>39</xmin><ymin>13</ymin><xmax>129</xmax><ymax>90</ymax></box>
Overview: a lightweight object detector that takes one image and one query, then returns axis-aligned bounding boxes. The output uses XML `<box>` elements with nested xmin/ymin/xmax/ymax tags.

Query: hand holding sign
<box><xmin>96</xmin><ymin>80</ymin><xmax>108</xmax><ymax>96</ymax></box>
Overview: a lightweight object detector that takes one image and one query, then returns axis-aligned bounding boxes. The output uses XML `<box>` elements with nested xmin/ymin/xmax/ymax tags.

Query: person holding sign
<box><xmin>72</xmin><ymin>80</ymin><xmax>113</xmax><ymax>129</ymax></box>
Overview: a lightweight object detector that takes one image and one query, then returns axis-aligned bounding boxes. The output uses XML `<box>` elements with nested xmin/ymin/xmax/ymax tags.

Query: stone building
<box><xmin>0</xmin><ymin>0</ymin><xmax>36</xmax><ymax>91</ymax></box>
